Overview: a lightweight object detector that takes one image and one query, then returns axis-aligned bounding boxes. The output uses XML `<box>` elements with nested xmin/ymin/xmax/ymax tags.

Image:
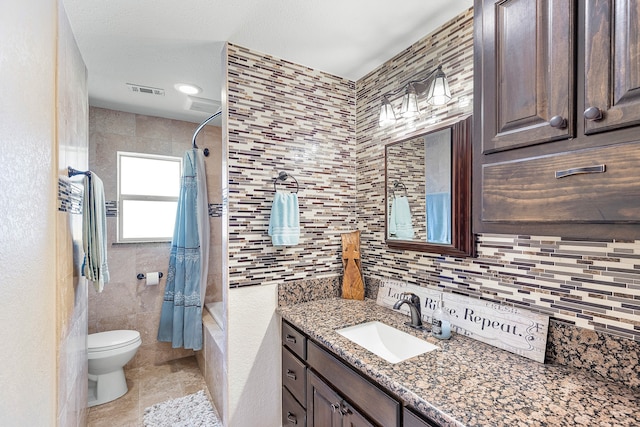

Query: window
<box><xmin>117</xmin><ymin>152</ymin><xmax>182</xmax><ymax>243</ymax></box>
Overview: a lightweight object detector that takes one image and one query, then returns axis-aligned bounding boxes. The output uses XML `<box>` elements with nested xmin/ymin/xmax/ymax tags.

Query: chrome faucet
<box><xmin>393</xmin><ymin>292</ymin><xmax>426</xmax><ymax>330</ymax></box>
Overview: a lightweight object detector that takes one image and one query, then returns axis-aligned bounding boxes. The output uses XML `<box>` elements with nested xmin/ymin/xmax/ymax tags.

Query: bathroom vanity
<box><xmin>282</xmin><ymin>319</ymin><xmax>432</xmax><ymax>427</ymax></box>
<box><xmin>279</xmin><ymin>298</ymin><xmax>640</xmax><ymax>426</ymax></box>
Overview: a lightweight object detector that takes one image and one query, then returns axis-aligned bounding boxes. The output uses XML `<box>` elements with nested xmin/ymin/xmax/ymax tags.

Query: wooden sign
<box><xmin>377</xmin><ymin>281</ymin><xmax>550</xmax><ymax>363</ymax></box>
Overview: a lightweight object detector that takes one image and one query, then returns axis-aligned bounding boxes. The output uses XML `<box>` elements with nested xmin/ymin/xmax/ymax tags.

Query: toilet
<box><xmin>87</xmin><ymin>330</ymin><xmax>142</xmax><ymax>407</ymax></box>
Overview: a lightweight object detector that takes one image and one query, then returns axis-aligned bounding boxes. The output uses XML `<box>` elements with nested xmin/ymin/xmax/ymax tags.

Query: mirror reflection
<box><xmin>385</xmin><ymin>116</ymin><xmax>474</xmax><ymax>256</ymax></box>
<box><xmin>387</xmin><ymin>128</ymin><xmax>452</xmax><ymax>244</ymax></box>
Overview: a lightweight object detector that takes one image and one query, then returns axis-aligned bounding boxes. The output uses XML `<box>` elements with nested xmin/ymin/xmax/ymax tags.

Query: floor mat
<box><xmin>143</xmin><ymin>390</ymin><xmax>222</xmax><ymax>427</ymax></box>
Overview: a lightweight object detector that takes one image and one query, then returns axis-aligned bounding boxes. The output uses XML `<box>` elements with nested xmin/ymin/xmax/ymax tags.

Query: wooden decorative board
<box><xmin>341</xmin><ymin>231</ymin><xmax>364</xmax><ymax>300</ymax></box>
<box><xmin>377</xmin><ymin>281</ymin><xmax>550</xmax><ymax>363</ymax></box>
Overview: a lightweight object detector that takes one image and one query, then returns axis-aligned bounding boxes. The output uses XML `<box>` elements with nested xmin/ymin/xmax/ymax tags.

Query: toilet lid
<box><xmin>88</xmin><ymin>330</ymin><xmax>141</xmax><ymax>352</ymax></box>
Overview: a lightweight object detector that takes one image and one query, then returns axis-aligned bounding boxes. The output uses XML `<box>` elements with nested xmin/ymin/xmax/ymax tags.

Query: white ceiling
<box><xmin>63</xmin><ymin>0</ymin><xmax>473</xmax><ymax>125</ymax></box>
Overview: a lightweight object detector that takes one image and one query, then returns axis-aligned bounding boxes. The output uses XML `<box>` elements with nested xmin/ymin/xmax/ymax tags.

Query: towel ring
<box><xmin>392</xmin><ymin>181</ymin><xmax>407</xmax><ymax>197</ymax></box>
<box><xmin>273</xmin><ymin>171</ymin><xmax>299</xmax><ymax>194</ymax></box>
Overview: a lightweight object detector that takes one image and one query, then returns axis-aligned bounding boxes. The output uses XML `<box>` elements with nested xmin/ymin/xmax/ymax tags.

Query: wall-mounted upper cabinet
<box><xmin>478</xmin><ymin>0</ymin><xmax>640</xmax><ymax>153</ymax></box>
<box><xmin>583</xmin><ymin>0</ymin><xmax>640</xmax><ymax>134</ymax></box>
<box><xmin>479</xmin><ymin>0</ymin><xmax>575</xmax><ymax>153</ymax></box>
<box><xmin>474</xmin><ymin>0</ymin><xmax>640</xmax><ymax>239</ymax></box>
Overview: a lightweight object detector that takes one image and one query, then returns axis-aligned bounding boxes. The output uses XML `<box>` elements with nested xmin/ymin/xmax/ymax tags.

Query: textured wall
<box><xmin>88</xmin><ymin>107</ymin><xmax>223</xmax><ymax>366</ymax></box>
<box><xmin>56</xmin><ymin>3</ymin><xmax>90</xmax><ymax>425</ymax></box>
<box><xmin>356</xmin><ymin>7</ymin><xmax>640</xmax><ymax>341</ymax></box>
<box><xmin>226</xmin><ymin>44</ymin><xmax>357</xmax><ymax>288</ymax></box>
<box><xmin>0</xmin><ymin>0</ymin><xmax>58</xmax><ymax>424</ymax></box>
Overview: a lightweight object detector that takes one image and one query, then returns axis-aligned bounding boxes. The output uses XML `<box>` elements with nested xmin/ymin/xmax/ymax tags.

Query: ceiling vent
<box><xmin>186</xmin><ymin>96</ymin><xmax>221</xmax><ymax>114</ymax></box>
<box><xmin>126</xmin><ymin>83</ymin><xmax>165</xmax><ymax>96</ymax></box>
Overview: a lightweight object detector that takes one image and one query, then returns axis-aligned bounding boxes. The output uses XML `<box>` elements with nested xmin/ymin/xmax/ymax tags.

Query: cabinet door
<box><xmin>479</xmin><ymin>0</ymin><xmax>574</xmax><ymax>153</ymax></box>
<box><xmin>342</xmin><ymin>406</ymin><xmax>375</xmax><ymax>427</ymax></box>
<box><xmin>584</xmin><ymin>0</ymin><xmax>640</xmax><ymax>134</ymax></box>
<box><xmin>307</xmin><ymin>371</ymin><xmax>374</xmax><ymax>427</ymax></box>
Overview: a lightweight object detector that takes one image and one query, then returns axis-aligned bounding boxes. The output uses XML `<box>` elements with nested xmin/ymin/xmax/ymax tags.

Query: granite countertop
<box><xmin>278</xmin><ymin>298</ymin><xmax>640</xmax><ymax>427</ymax></box>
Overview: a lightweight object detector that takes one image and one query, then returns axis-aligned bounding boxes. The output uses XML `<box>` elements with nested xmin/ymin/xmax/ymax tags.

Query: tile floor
<box><xmin>87</xmin><ymin>356</ymin><xmax>211</xmax><ymax>427</ymax></box>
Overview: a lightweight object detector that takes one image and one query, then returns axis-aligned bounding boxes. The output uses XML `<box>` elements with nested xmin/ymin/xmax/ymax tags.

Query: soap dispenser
<box><xmin>432</xmin><ymin>293</ymin><xmax>451</xmax><ymax>340</ymax></box>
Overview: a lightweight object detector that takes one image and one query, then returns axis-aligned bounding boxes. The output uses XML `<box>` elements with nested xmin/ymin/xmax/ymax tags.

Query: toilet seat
<box><xmin>88</xmin><ymin>330</ymin><xmax>141</xmax><ymax>353</ymax></box>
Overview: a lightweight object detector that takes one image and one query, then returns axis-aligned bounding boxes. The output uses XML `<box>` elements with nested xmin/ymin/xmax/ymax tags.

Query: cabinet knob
<box><xmin>331</xmin><ymin>403</ymin><xmax>341</xmax><ymax>413</ymax></box>
<box><xmin>549</xmin><ymin>115</ymin><xmax>567</xmax><ymax>129</ymax></box>
<box><xmin>584</xmin><ymin>107</ymin><xmax>603</xmax><ymax>121</ymax></box>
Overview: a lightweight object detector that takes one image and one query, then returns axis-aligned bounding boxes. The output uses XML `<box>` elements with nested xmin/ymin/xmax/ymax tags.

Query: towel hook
<box><xmin>273</xmin><ymin>171</ymin><xmax>299</xmax><ymax>193</ymax></box>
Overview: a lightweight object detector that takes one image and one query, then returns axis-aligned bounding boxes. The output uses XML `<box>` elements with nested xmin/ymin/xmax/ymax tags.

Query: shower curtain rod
<box><xmin>192</xmin><ymin>111</ymin><xmax>222</xmax><ymax>157</ymax></box>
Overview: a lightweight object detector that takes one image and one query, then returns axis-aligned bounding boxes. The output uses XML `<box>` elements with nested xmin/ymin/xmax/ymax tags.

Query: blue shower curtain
<box><xmin>157</xmin><ymin>149</ymin><xmax>209</xmax><ymax>351</ymax></box>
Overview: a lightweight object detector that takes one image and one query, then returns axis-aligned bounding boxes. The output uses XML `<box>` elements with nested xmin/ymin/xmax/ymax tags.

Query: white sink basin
<box><xmin>336</xmin><ymin>321</ymin><xmax>438</xmax><ymax>363</ymax></box>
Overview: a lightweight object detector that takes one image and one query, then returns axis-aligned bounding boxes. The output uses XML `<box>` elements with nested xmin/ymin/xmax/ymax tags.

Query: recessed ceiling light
<box><xmin>174</xmin><ymin>83</ymin><xmax>202</xmax><ymax>95</ymax></box>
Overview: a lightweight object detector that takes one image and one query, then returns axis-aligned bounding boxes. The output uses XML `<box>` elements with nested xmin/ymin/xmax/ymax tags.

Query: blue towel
<box><xmin>389</xmin><ymin>196</ymin><xmax>414</xmax><ymax>240</ymax></box>
<box><xmin>82</xmin><ymin>173</ymin><xmax>110</xmax><ymax>292</ymax></box>
<box><xmin>268</xmin><ymin>191</ymin><xmax>300</xmax><ymax>246</ymax></box>
<box><xmin>426</xmin><ymin>192</ymin><xmax>451</xmax><ymax>244</ymax></box>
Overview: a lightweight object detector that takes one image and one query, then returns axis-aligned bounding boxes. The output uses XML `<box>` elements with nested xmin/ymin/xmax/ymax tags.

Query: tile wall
<box><xmin>226</xmin><ymin>44</ymin><xmax>357</xmax><ymax>288</ymax></box>
<box><xmin>56</xmin><ymin>4</ymin><xmax>89</xmax><ymax>425</ymax></box>
<box><xmin>87</xmin><ymin>107</ymin><xmax>223</xmax><ymax>366</ymax></box>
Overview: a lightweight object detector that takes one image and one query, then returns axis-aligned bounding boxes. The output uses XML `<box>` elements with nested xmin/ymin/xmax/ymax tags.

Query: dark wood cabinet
<box><xmin>583</xmin><ymin>0</ymin><xmax>640</xmax><ymax>134</ymax></box>
<box><xmin>282</xmin><ymin>322</ymin><xmax>308</xmax><ymax>427</ymax></box>
<box><xmin>281</xmin><ymin>320</ymin><xmax>438</xmax><ymax>427</ymax></box>
<box><xmin>474</xmin><ymin>0</ymin><xmax>640</xmax><ymax>238</ymax></box>
<box><xmin>479</xmin><ymin>0</ymin><xmax>574</xmax><ymax>153</ymax></box>
<box><xmin>308</xmin><ymin>371</ymin><xmax>374</xmax><ymax>427</ymax></box>
<box><xmin>307</xmin><ymin>341</ymin><xmax>400</xmax><ymax>427</ymax></box>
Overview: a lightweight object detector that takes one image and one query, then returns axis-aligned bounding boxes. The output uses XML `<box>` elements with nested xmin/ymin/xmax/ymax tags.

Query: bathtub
<box><xmin>198</xmin><ymin>301</ymin><xmax>225</xmax><ymax>422</ymax></box>
<box><xmin>204</xmin><ymin>301</ymin><xmax>224</xmax><ymax>329</ymax></box>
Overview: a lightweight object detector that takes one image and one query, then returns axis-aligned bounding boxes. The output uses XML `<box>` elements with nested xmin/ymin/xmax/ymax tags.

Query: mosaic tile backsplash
<box><xmin>226</xmin><ymin>44</ymin><xmax>357</xmax><ymax>288</ymax></box>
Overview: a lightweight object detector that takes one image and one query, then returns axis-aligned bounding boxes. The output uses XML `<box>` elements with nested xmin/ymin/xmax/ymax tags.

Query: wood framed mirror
<box><xmin>385</xmin><ymin>115</ymin><xmax>474</xmax><ymax>256</ymax></box>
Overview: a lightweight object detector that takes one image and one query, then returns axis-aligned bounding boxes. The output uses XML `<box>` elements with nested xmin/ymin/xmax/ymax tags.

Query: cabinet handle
<box><xmin>331</xmin><ymin>402</ymin><xmax>341</xmax><ymax>413</ymax></box>
<box><xmin>340</xmin><ymin>401</ymin><xmax>352</xmax><ymax>416</ymax></box>
<box><xmin>285</xmin><ymin>334</ymin><xmax>296</xmax><ymax>343</ymax></box>
<box><xmin>584</xmin><ymin>107</ymin><xmax>603</xmax><ymax>121</ymax></box>
<box><xmin>555</xmin><ymin>164</ymin><xmax>606</xmax><ymax>179</ymax></box>
<box><xmin>549</xmin><ymin>115</ymin><xmax>567</xmax><ymax>129</ymax></box>
<box><xmin>286</xmin><ymin>412</ymin><xmax>298</xmax><ymax>424</ymax></box>
<box><xmin>286</xmin><ymin>369</ymin><xmax>297</xmax><ymax>380</ymax></box>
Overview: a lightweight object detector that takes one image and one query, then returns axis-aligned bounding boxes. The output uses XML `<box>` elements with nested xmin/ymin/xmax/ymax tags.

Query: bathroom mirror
<box><xmin>385</xmin><ymin>115</ymin><xmax>474</xmax><ymax>256</ymax></box>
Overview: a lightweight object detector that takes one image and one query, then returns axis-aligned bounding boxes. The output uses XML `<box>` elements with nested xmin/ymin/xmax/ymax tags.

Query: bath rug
<box><xmin>143</xmin><ymin>390</ymin><xmax>222</xmax><ymax>427</ymax></box>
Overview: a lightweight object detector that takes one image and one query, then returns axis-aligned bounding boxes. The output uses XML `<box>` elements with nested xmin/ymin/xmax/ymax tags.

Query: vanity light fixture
<box><xmin>400</xmin><ymin>83</ymin><xmax>419</xmax><ymax>118</ymax></box>
<box><xmin>379</xmin><ymin>96</ymin><xmax>396</xmax><ymax>126</ymax></box>
<box><xmin>379</xmin><ymin>65</ymin><xmax>452</xmax><ymax>126</ymax></box>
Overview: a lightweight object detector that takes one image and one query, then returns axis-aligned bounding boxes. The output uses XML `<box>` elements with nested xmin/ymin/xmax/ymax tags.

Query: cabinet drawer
<box><xmin>403</xmin><ymin>407</ymin><xmax>439</xmax><ymax>427</ymax></box>
<box><xmin>307</xmin><ymin>341</ymin><xmax>400</xmax><ymax>427</ymax></box>
<box><xmin>283</xmin><ymin>387</ymin><xmax>306</xmax><ymax>427</ymax></box>
<box><xmin>283</xmin><ymin>321</ymin><xmax>307</xmax><ymax>360</ymax></box>
<box><xmin>481</xmin><ymin>141</ymin><xmax>640</xmax><ymax>223</ymax></box>
<box><xmin>282</xmin><ymin>347</ymin><xmax>306</xmax><ymax>407</ymax></box>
